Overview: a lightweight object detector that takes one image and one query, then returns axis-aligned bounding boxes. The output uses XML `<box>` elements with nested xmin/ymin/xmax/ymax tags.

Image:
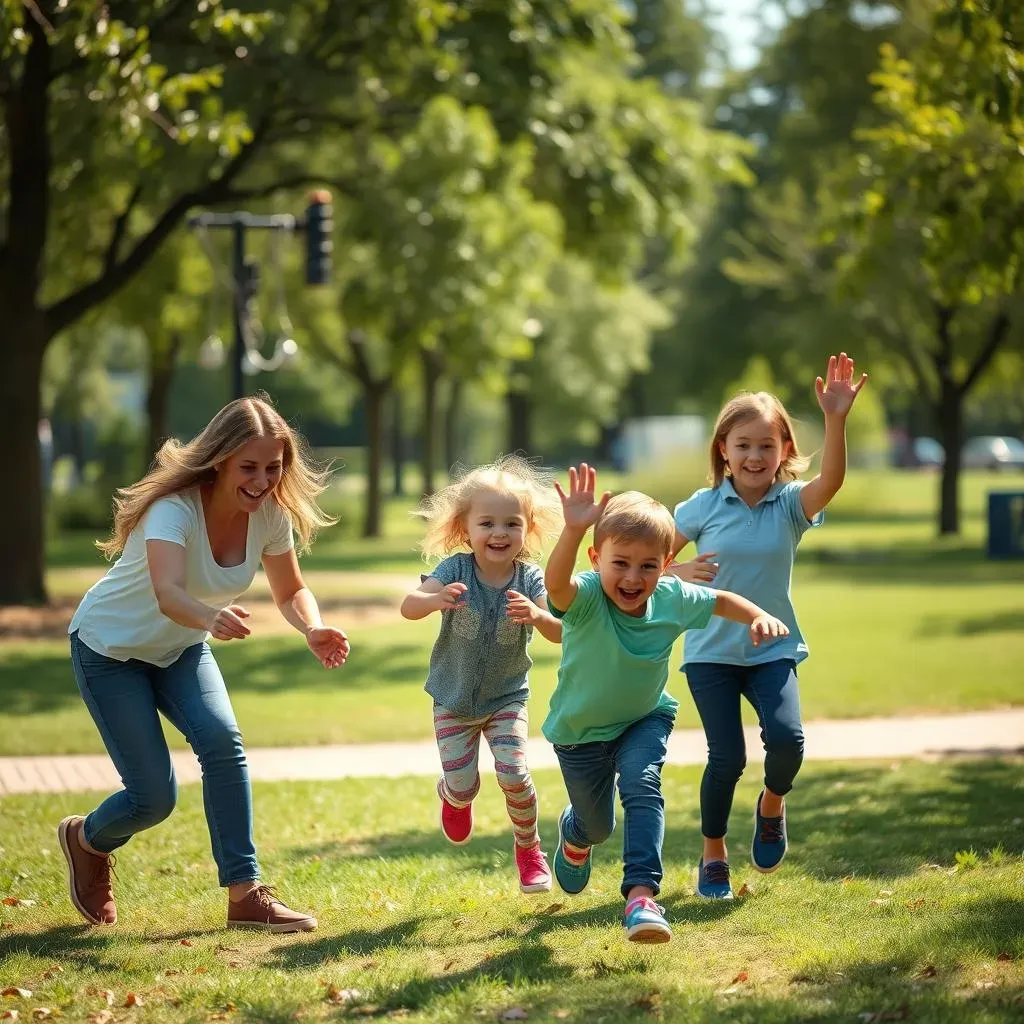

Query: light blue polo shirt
<box><xmin>673</xmin><ymin>479</ymin><xmax>822</xmax><ymax>668</ymax></box>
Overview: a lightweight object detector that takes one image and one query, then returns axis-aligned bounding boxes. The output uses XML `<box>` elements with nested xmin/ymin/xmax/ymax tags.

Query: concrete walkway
<box><xmin>1</xmin><ymin>709</ymin><xmax>1021</xmax><ymax>796</ymax></box>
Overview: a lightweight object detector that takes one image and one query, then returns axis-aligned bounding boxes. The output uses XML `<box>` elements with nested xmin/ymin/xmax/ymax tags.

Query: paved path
<box><xmin>1</xmin><ymin>709</ymin><xmax>1021</xmax><ymax>796</ymax></box>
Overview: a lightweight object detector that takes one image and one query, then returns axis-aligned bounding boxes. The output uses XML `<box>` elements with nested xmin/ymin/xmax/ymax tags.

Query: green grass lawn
<box><xmin>1</xmin><ymin>760</ymin><xmax>1022</xmax><ymax>1022</ymax></box>
<box><xmin>2</xmin><ymin>469</ymin><xmax>1022</xmax><ymax>756</ymax></box>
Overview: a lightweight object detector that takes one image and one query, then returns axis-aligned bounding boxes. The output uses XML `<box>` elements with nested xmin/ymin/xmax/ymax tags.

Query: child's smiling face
<box><xmin>589</xmin><ymin>536</ymin><xmax>670</xmax><ymax>617</ymax></box>
<box><xmin>465</xmin><ymin>491</ymin><xmax>527</xmax><ymax>569</ymax></box>
<box><xmin>720</xmin><ymin>414</ymin><xmax>791</xmax><ymax>496</ymax></box>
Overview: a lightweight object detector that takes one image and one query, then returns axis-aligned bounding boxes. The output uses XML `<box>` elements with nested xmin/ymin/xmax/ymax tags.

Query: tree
<box><xmin>840</xmin><ymin>2</ymin><xmax>1024</xmax><ymax>532</ymax></box>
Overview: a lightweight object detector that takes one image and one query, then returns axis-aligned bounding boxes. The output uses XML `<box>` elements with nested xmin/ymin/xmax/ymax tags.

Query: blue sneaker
<box><xmin>696</xmin><ymin>857</ymin><xmax>733</xmax><ymax>899</ymax></box>
<box><xmin>553</xmin><ymin>806</ymin><xmax>592</xmax><ymax>895</ymax></box>
<box><xmin>751</xmin><ymin>791</ymin><xmax>787</xmax><ymax>873</ymax></box>
<box><xmin>623</xmin><ymin>896</ymin><xmax>672</xmax><ymax>944</ymax></box>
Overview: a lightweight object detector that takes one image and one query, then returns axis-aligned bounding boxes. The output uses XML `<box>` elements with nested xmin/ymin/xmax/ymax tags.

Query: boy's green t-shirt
<box><xmin>541</xmin><ymin>571</ymin><xmax>718</xmax><ymax>746</ymax></box>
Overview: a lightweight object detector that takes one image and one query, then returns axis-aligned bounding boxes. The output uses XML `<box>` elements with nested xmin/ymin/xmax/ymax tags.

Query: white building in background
<box><xmin>617</xmin><ymin>415</ymin><xmax>706</xmax><ymax>472</ymax></box>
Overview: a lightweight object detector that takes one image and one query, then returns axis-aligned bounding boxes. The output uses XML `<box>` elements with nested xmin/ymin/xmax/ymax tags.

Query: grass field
<box><xmin>1</xmin><ymin>469</ymin><xmax>1020</xmax><ymax>756</ymax></box>
<box><xmin>1</xmin><ymin>759</ymin><xmax>1022</xmax><ymax>1023</ymax></box>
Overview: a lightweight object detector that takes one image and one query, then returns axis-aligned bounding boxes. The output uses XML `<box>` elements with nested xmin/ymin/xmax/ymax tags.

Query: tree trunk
<box><xmin>506</xmin><ymin>387</ymin><xmax>532</xmax><ymax>454</ymax></box>
<box><xmin>936</xmin><ymin>379</ymin><xmax>962</xmax><ymax>535</ymax></box>
<box><xmin>146</xmin><ymin>333</ymin><xmax>182</xmax><ymax>467</ymax></box>
<box><xmin>420</xmin><ymin>348</ymin><xmax>442</xmax><ymax>497</ymax></box>
<box><xmin>391</xmin><ymin>390</ymin><xmax>406</xmax><ymax>498</ymax></box>
<box><xmin>934</xmin><ymin>305</ymin><xmax>961</xmax><ymax>536</ymax></box>
<box><xmin>444</xmin><ymin>376</ymin><xmax>464</xmax><ymax>473</ymax></box>
<box><xmin>363</xmin><ymin>384</ymin><xmax>387</xmax><ymax>538</ymax></box>
<box><xmin>0</xmin><ymin>318</ymin><xmax>49</xmax><ymax>605</ymax></box>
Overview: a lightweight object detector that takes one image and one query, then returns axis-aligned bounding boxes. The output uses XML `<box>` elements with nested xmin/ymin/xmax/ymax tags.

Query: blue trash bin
<box><xmin>987</xmin><ymin>491</ymin><xmax>1024</xmax><ymax>559</ymax></box>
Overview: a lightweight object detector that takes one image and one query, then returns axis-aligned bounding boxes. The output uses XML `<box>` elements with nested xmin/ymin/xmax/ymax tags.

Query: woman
<box><xmin>58</xmin><ymin>394</ymin><xmax>349</xmax><ymax>933</ymax></box>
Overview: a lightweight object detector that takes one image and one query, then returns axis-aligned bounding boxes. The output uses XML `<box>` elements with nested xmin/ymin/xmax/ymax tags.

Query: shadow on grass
<box><xmin>291</xmin><ymin>760</ymin><xmax>1023</xmax><ymax>883</ymax></box>
<box><xmin>0</xmin><ymin>637</ymin><xmax>430</xmax><ymax>719</ymax></box>
<box><xmin>0</xmin><ymin>924</ymin><xmax>131</xmax><ymax>972</ymax></box>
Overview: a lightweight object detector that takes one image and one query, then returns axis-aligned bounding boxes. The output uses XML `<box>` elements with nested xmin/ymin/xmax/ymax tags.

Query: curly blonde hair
<box><xmin>709</xmin><ymin>392</ymin><xmax>811</xmax><ymax>487</ymax></box>
<box><xmin>415</xmin><ymin>454</ymin><xmax>562</xmax><ymax>563</ymax></box>
<box><xmin>98</xmin><ymin>393</ymin><xmax>336</xmax><ymax>559</ymax></box>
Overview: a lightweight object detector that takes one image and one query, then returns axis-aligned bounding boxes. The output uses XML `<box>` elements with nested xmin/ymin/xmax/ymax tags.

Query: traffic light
<box><xmin>305</xmin><ymin>190</ymin><xmax>333</xmax><ymax>285</ymax></box>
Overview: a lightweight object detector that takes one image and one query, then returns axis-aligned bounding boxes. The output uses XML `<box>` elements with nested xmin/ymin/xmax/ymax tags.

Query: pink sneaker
<box><xmin>515</xmin><ymin>842</ymin><xmax>552</xmax><ymax>893</ymax></box>
<box><xmin>438</xmin><ymin>779</ymin><xmax>473</xmax><ymax>845</ymax></box>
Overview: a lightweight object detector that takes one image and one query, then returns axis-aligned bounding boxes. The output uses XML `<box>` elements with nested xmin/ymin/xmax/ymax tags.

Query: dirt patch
<box><xmin>0</xmin><ymin>594</ymin><xmax>402</xmax><ymax>643</ymax></box>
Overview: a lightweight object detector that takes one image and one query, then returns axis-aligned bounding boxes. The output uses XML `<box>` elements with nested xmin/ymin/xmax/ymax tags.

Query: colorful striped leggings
<box><xmin>433</xmin><ymin>702</ymin><xmax>539</xmax><ymax>848</ymax></box>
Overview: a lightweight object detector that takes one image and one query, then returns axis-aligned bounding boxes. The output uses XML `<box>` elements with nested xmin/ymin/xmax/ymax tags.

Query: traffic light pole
<box><xmin>188</xmin><ymin>193</ymin><xmax>332</xmax><ymax>401</ymax></box>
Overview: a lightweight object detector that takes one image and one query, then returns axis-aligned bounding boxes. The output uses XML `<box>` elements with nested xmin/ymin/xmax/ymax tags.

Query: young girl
<box><xmin>59</xmin><ymin>394</ymin><xmax>348</xmax><ymax>932</ymax></box>
<box><xmin>672</xmin><ymin>353</ymin><xmax>867</xmax><ymax>899</ymax></box>
<box><xmin>400</xmin><ymin>455</ymin><xmax>563</xmax><ymax>893</ymax></box>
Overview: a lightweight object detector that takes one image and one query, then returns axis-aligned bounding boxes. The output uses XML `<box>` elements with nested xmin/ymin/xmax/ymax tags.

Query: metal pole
<box><xmin>232</xmin><ymin>220</ymin><xmax>246</xmax><ymax>402</ymax></box>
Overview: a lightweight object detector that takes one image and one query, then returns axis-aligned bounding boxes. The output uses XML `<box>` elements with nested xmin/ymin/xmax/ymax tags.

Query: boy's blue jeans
<box><xmin>684</xmin><ymin>658</ymin><xmax>804</xmax><ymax>840</ymax></box>
<box><xmin>69</xmin><ymin>631</ymin><xmax>259</xmax><ymax>886</ymax></box>
<box><xmin>553</xmin><ymin>709</ymin><xmax>674</xmax><ymax>899</ymax></box>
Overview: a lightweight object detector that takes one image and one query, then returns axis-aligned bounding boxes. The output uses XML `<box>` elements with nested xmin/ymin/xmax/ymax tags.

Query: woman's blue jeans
<box><xmin>684</xmin><ymin>658</ymin><xmax>805</xmax><ymax>839</ymax></box>
<box><xmin>70</xmin><ymin>632</ymin><xmax>259</xmax><ymax>886</ymax></box>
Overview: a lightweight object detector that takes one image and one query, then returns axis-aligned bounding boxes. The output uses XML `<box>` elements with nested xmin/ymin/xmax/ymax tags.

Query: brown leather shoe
<box><xmin>57</xmin><ymin>815</ymin><xmax>117</xmax><ymax>925</ymax></box>
<box><xmin>227</xmin><ymin>885</ymin><xmax>317</xmax><ymax>933</ymax></box>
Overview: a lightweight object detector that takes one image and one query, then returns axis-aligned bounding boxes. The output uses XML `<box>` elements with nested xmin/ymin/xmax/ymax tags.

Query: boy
<box><xmin>543</xmin><ymin>463</ymin><xmax>790</xmax><ymax>943</ymax></box>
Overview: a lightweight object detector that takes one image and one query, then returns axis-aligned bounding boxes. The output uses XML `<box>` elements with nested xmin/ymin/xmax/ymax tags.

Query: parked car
<box><xmin>893</xmin><ymin>435</ymin><xmax>944</xmax><ymax>469</ymax></box>
<box><xmin>961</xmin><ymin>435</ymin><xmax>1024</xmax><ymax>471</ymax></box>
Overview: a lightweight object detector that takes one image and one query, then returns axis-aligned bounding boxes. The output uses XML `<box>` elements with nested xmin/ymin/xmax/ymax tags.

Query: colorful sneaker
<box><xmin>227</xmin><ymin>885</ymin><xmax>317</xmax><ymax>933</ymax></box>
<box><xmin>57</xmin><ymin>815</ymin><xmax>117</xmax><ymax>925</ymax></box>
<box><xmin>751</xmin><ymin>791</ymin><xmax>788</xmax><ymax>873</ymax></box>
<box><xmin>553</xmin><ymin>806</ymin><xmax>592</xmax><ymax>895</ymax></box>
<box><xmin>623</xmin><ymin>896</ymin><xmax>672</xmax><ymax>944</ymax></box>
<box><xmin>437</xmin><ymin>777</ymin><xmax>473</xmax><ymax>845</ymax></box>
<box><xmin>515</xmin><ymin>843</ymin><xmax>553</xmax><ymax>893</ymax></box>
<box><xmin>696</xmin><ymin>857</ymin><xmax>733</xmax><ymax>900</ymax></box>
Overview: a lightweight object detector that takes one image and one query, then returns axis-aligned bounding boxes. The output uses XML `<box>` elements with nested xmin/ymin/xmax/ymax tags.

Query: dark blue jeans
<box><xmin>70</xmin><ymin>632</ymin><xmax>258</xmax><ymax>886</ymax></box>
<box><xmin>684</xmin><ymin>659</ymin><xmax>804</xmax><ymax>839</ymax></box>
<box><xmin>553</xmin><ymin>710</ymin><xmax>674</xmax><ymax>899</ymax></box>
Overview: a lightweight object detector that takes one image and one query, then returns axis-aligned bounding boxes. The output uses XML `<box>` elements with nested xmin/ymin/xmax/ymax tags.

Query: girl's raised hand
<box><xmin>815</xmin><ymin>352</ymin><xmax>868</xmax><ymax>418</ymax></box>
<box><xmin>435</xmin><ymin>581</ymin><xmax>468</xmax><ymax>611</ymax></box>
<box><xmin>554</xmin><ymin>463</ymin><xmax>611</xmax><ymax>531</ymax></box>
<box><xmin>306</xmin><ymin>626</ymin><xmax>350</xmax><ymax>669</ymax></box>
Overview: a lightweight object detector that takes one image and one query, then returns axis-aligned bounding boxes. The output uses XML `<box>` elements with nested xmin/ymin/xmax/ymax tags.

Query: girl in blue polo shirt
<box><xmin>673</xmin><ymin>352</ymin><xmax>868</xmax><ymax>899</ymax></box>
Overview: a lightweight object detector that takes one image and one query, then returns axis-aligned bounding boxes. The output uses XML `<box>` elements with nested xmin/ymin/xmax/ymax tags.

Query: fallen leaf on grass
<box><xmin>1</xmin><ymin>898</ymin><xmax>35</xmax><ymax>908</ymax></box>
<box><xmin>125</xmin><ymin>992</ymin><xmax>144</xmax><ymax>1007</ymax></box>
<box><xmin>88</xmin><ymin>1013</ymin><xmax>113</xmax><ymax>1024</ymax></box>
<box><xmin>498</xmin><ymin>1010</ymin><xmax>528</xmax><ymax>1022</ymax></box>
<box><xmin>325</xmin><ymin>986</ymin><xmax>360</xmax><ymax>1006</ymax></box>
<box><xmin>974</xmin><ymin>981</ymin><xmax>996</xmax><ymax>990</ymax></box>
<box><xmin>442</xmin><ymin>960</ymin><xmax>457</xmax><ymax>972</ymax></box>
<box><xmin>731</xmin><ymin>972</ymin><xmax>748</xmax><ymax>985</ymax></box>
<box><xmin>39</xmin><ymin>970</ymin><xmax>62</xmax><ymax>982</ymax></box>
<box><xmin>905</xmin><ymin>899</ymin><xmax>926</xmax><ymax>910</ymax></box>
<box><xmin>997</xmin><ymin>953</ymin><xmax>1015</xmax><ymax>962</ymax></box>
<box><xmin>1</xmin><ymin>1012</ymin><xmax>19</xmax><ymax>1021</ymax></box>
<box><xmin>720</xmin><ymin>986</ymin><xmax>741</xmax><ymax>996</ymax></box>
<box><xmin>30</xmin><ymin>1012</ymin><xmax>51</xmax><ymax>1021</ymax></box>
<box><xmin>227</xmin><ymin>961</ymin><xmax>243</xmax><ymax>969</ymax></box>
<box><xmin>1</xmin><ymin>993</ymin><xmax>30</xmax><ymax>1001</ymax></box>
<box><xmin>915</xmin><ymin>966</ymin><xmax>937</xmax><ymax>980</ymax></box>
<box><xmin>97</xmin><ymin>991</ymin><xmax>115</xmax><ymax>1007</ymax></box>
<box><xmin>539</xmin><ymin>903</ymin><xmax>565</xmax><ymax>916</ymax></box>
<box><xmin>162</xmin><ymin>970</ymin><xmax>182</xmax><ymax>977</ymax></box>
<box><xmin>194</xmin><ymin>968</ymin><xmax>208</xmax><ymax>975</ymax></box>
<box><xmin>631</xmin><ymin>992</ymin><xmax>662</xmax><ymax>1013</ymax></box>
<box><xmin>180</xmin><ymin>939</ymin><xmax>193</xmax><ymax>947</ymax></box>
<box><xmin>735</xmin><ymin>883</ymin><xmax>752</xmax><ymax>898</ymax></box>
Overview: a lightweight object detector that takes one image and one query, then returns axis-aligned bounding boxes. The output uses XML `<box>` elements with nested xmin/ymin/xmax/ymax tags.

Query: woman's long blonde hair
<box><xmin>98</xmin><ymin>393</ymin><xmax>336</xmax><ymax>558</ymax></box>
<box><xmin>415</xmin><ymin>454</ymin><xmax>562</xmax><ymax>563</ymax></box>
<box><xmin>709</xmin><ymin>392</ymin><xmax>811</xmax><ymax>486</ymax></box>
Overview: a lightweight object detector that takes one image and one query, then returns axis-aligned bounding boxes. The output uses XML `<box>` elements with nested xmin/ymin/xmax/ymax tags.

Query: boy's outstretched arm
<box><xmin>714</xmin><ymin>590</ymin><xmax>791</xmax><ymax>648</ymax></box>
<box><xmin>400</xmin><ymin>578</ymin><xmax>467</xmax><ymax>620</ymax></box>
<box><xmin>545</xmin><ymin>463</ymin><xmax>610</xmax><ymax>613</ymax></box>
<box><xmin>801</xmin><ymin>352</ymin><xmax>868</xmax><ymax>519</ymax></box>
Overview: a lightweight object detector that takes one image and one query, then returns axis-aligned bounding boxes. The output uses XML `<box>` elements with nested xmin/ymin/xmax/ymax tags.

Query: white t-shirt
<box><xmin>69</xmin><ymin>489</ymin><xmax>294</xmax><ymax>667</ymax></box>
